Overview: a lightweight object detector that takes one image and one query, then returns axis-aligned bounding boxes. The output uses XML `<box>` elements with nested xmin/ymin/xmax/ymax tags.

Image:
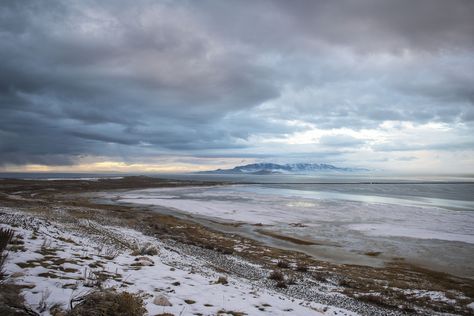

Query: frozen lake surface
<box><xmin>112</xmin><ymin>181</ymin><xmax>474</xmax><ymax>278</ymax></box>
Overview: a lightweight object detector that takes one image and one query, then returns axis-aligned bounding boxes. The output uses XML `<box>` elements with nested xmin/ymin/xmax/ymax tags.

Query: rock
<box><xmin>135</xmin><ymin>256</ymin><xmax>154</xmax><ymax>264</ymax></box>
<box><xmin>132</xmin><ymin>256</ymin><xmax>155</xmax><ymax>266</ymax></box>
<box><xmin>10</xmin><ymin>272</ymin><xmax>25</xmax><ymax>278</ymax></box>
<box><xmin>135</xmin><ymin>243</ymin><xmax>159</xmax><ymax>256</ymax></box>
<box><xmin>153</xmin><ymin>294</ymin><xmax>172</xmax><ymax>306</ymax></box>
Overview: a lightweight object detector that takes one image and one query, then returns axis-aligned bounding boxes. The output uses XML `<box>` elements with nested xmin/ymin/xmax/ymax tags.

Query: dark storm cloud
<box><xmin>0</xmin><ymin>0</ymin><xmax>473</xmax><ymax>167</ymax></box>
<box><xmin>197</xmin><ymin>0</ymin><xmax>474</xmax><ymax>53</ymax></box>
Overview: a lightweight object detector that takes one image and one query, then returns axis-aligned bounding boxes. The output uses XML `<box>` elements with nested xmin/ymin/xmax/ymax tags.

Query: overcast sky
<box><xmin>1</xmin><ymin>0</ymin><xmax>473</xmax><ymax>174</ymax></box>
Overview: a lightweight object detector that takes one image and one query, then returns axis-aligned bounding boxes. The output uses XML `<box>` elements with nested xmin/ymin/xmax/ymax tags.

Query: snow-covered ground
<box><xmin>0</xmin><ymin>207</ymin><xmax>358</xmax><ymax>316</ymax></box>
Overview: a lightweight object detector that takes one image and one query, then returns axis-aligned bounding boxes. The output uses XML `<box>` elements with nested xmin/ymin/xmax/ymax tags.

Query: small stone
<box><xmin>153</xmin><ymin>294</ymin><xmax>172</xmax><ymax>306</ymax></box>
<box><xmin>135</xmin><ymin>256</ymin><xmax>154</xmax><ymax>264</ymax></box>
<box><xmin>132</xmin><ymin>256</ymin><xmax>155</xmax><ymax>266</ymax></box>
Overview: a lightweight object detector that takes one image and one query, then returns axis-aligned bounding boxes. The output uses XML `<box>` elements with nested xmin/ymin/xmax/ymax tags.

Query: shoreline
<box><xmin>1</xmin><ymin>177</ymin><xmax>474</xmax><ymax>315</ymax></box>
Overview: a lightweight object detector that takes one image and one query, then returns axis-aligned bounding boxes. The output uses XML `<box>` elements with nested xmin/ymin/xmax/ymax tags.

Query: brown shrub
<box><xmin>276</xmin><ymin>260</ymin><xmax>290</xmax><ymax>269</ymax></box>
<box><xmin>295</xmin><ymin>263</ymin><xmax>308</xmax><ymax>272</ymax></box>
<box><xmin>221</xmin><ymin>248</ymin><xmax>234</xmax><ymax>255</ymax></box>
<box><xmin>268</xmin><ymin>270</ymin><xmax>284</xmax><ymax>281</ymax></box>
<box><xmin>67</xmin><ymin>290</ymin><xmax>146</xmax><ymax>316</ymax></box>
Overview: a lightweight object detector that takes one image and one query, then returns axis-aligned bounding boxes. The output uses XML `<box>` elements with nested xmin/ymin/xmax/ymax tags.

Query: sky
<box><xmin>1</xmin><ymin>0</ymin><xmax>473</xmax><ymax>174</ymax></box>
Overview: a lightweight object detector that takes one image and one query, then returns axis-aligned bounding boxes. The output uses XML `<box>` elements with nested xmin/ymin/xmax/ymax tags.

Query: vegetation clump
<box><xmin>216</xmin><ymin>276</ymin><xmax>228</xmax><ymax>285</ymax></box>
<box><xmin>0</xmin><ymin>228</ymin><xmax>15</xmax><ymax>277</ymax></box>
<box><xmin>0</xmin><ymin>228</ymin><xmax>34</xmax><ymax>316</ymax></box>
<box><xmin>295</xmin><ymin>263</ymin><xmax>308</xmax><ymax>272</ymax></box>
<box><xmin>276</xmin><ymin>260</ymin><xmax>290</xmax><ymax>269</ymax></box>
<box><xmin>268</xmin><ymin>270</ymin><xmax>284</xmax><ymax>282</ymax></box>
<box><xmin>67</xmin><ymin>290</ymin><xmax>146</xmax><ymax>316</ymax></box>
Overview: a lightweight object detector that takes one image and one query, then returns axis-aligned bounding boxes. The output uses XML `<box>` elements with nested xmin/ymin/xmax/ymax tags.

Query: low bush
<box><xmin>67</xmin><ymin>290</ymin><xmax>146</xmax><ymax>316</ymax></box>
<box><xmin>276</xmin><ymin>260</ymin><xmax>290</xmax><ymax>269</ymax></box>
<box><xmin>268</xmin><ymin>270</ymin><xmax>284</xmax><ymax>282</ymax></box>
<box><xmin>295</xmin><ymin>263</ymin><xmax>308</xmax><ymax>272</ymax></box>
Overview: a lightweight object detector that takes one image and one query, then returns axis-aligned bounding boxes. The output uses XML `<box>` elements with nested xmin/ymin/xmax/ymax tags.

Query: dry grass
<box><xmin>358</xmin><ymin>294</ymin><xmax>391</xmax><ymax>308</ymax></box>
<box><xmin>276</xmin><ymin>260</ymin><xmax>290</xmax><ymax>269</ymax></box>
<box><xmin>0</xmin><ymin>228</ymin><xmax>37</xmax><ymax>315</ymax></box>
<box><xmin>67</xmin><ymin>290</ymin><xmax>146</xmax><ymax>316</ymax></box>
<box><xmin>295</xmin><ymin>263</ymin><xmax>308</xmax><ymax>272</ymax></box>
<box><xmin>268</xmin><ymin>270</ymin><xmax>284</xmax><ymax>282</ymax></box>
<box><xmin>0</xmin><ymin>283</ymin><xmax>35</xmax><ymax>316</ymax></box>
<box><xmin>0</xmin><ymin>227</ymin><xmax>15</xmax><ymax>278</ymax></box>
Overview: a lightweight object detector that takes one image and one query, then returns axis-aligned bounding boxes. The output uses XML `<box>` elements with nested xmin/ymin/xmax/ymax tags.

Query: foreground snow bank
<box><xmin>0</xmin><ymin>208</ymin><xmax>357</xmax><ymax>316</ymax></box>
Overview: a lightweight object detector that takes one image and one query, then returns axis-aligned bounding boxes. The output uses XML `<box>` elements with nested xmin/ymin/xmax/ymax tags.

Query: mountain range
<box><xmin>198</xmin><ymin>163</ymin><xmax>368</xmax><ymax>175</ymax></box>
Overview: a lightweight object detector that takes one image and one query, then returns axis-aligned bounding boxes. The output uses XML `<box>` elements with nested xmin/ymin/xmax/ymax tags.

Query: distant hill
<box><xmin>197</xmin><ymin>163</ymin><xmax>368</xmax><ymax>174</ymax></box>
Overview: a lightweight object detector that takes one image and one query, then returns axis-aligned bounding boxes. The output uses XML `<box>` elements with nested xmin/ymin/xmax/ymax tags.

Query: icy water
<box><xmin>113</xmin><ymin>175</ymin><xmax>474</xmax><ymax>278</ymax></box>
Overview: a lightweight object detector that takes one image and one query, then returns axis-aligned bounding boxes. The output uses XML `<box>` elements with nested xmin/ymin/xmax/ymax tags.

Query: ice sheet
<box><xmin>116</xmin><ymin>185</ymin><xmax>474</xmax><ymax>244</ymax></box>
<box><xmin>112</xmin><ymin>185</ymin><xmax>474</xmax><ymax>278</ymax></box>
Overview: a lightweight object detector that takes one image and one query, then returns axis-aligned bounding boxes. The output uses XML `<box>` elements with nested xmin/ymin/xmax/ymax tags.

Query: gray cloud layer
<box><xmin>1</xmin><ymin>0</ymin><xmax>473</xmax><ymax>168</ymax></box>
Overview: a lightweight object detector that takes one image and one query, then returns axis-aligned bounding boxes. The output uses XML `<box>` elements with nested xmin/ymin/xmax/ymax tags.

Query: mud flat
<box><xmin>1</xmin><ymin>177</ymin><xmax>474</xmax><ymax>315</ymax></box>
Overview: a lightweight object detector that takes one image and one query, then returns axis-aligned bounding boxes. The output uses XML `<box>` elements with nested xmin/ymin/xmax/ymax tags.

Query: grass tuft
<box><xmin>67</xmin><ymin>290</ymin><xmax>146</xmax><ymax>316</ymax></box>
<box><xmin>276</xmin><ymin>260</ymin><xmax>290</xmax><ymax>269</ymax></box>
<box><xmin>295</xmin><ymin>263</ymin><xmax>308</xmax><ymax>272</ymax></box>
<box><xmin>268</xmin><ymin>270</ymin><xmax>284</xmax><ymax>282</ymax></box>
<box><xmin>0</xmin><ymin>227</ymin><xmax>15</xmax><ymax>279</ymax></box>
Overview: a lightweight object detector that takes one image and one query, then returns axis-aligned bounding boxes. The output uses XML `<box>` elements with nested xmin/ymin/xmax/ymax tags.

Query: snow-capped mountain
<box><xmin>198</xmin><ymin>163</ymin><xmax>368</xmax><ymax>174</ymax></box>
